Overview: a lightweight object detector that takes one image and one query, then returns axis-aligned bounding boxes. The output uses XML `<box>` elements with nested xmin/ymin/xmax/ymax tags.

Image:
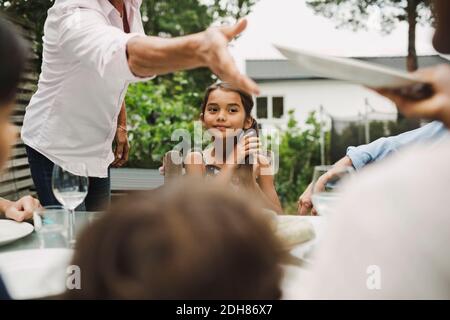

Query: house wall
<box><xmin>252</xmin><ymin>79</ymin><xmax>398</xmax><ymax>130</ymax></box>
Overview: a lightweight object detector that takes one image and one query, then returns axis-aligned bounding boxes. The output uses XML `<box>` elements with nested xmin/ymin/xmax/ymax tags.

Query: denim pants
<box><xmin>25</xmin><ymin>145</ymin><xmax>111</xmax><ymax>211</ymax></box>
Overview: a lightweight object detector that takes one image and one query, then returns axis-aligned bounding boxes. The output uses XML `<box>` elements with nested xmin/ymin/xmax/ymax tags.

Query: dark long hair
<box><xmin>0</xmin><ymin>17</ymin><xmax>26</xmax><ymax>106</ymax></box>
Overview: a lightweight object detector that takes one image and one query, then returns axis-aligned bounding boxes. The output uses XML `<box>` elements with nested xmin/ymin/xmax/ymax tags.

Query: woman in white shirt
<box><xmin>21</xmin><ymin>0</ymin><xmax>258</xmax><ymax>211</ymax></box>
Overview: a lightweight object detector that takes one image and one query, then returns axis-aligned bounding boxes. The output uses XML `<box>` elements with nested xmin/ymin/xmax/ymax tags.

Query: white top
<box><xmin>294</xmin><ymin>138</ymin><xmax>450</xmax><ymax>299</ymax></box>
<box><xmin>21</xmin><ymin>0</ymin><xmax>152</xmax><ymax>177</ymax></box>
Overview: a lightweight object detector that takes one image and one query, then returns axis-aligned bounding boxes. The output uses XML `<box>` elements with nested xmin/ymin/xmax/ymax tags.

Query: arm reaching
<box><xmin>127</xmin><ymin>19</ymin><xmax>259</xmax><ymax>95</ymax></box>
<box><xmin>298</xmin><ymin>156</ymin><xmax>353</xmax><ymax>215</ymax></box>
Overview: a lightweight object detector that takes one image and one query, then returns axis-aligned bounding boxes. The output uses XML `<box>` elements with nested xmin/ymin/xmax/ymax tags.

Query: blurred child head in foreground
<box><xmin>0</xmin><ymin>17</ymin><xmax>25</xmax><ymax>167</ymax></box>
<box><xmin>66</xmin><ymin>179</ymin><xmax>284</xmax><ymax>299</ymax></box>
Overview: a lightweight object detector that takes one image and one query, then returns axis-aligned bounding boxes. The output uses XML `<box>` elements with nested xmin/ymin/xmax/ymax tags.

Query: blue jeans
<box><xmin>25</xmin><ymin>146</ymin><xmax>111</xmax><ymax>211</ymax></box>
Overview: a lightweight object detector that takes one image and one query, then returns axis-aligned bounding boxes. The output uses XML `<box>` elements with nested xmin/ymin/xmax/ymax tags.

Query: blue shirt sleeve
<box><xmin>346</xmin><ymin>121</ymin><xmax>448</xmax><ymax>170</ymax></box>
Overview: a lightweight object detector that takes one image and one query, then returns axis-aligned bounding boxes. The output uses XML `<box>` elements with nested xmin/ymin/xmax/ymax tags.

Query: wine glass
<box><xmin>52</xmin><ymin>163</ymin><xmax>88</xmax><ymax>247</ymax></box>
<box><xmin>311</xmin><ymin>165</ymin><xmax>353</xmax><ymax>216</ymax></box>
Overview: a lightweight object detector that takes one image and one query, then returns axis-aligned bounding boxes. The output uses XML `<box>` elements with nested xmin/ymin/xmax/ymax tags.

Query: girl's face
<box><xmin>202</xmin><ymin>88</ymin><xmax>253</xmax><ymax>138</ymax></box>
<box><xmin>0</xmin><ymin>103</ymin><xmax>17</xmax><ymax>169</ymax></box>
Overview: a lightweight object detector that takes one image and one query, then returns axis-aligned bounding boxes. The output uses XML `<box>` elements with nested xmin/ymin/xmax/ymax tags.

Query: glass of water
<box><xmin>33</xmin><ymin>205</ymin><xmax>69</xmax><ymax>249</ymax></box>
<box><xmin>311</xmin><ymin>165</ymin><xmax>353</xmax><ymax>216</ymax></box>
<box><xmin>52</xmin><ymin>163</ymin><xmax>88</xmax><ymax>247</ymax></box>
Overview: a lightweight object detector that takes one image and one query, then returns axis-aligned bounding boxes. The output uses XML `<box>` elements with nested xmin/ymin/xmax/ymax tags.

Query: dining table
<box><xmin>0</xmin><ymin>213</ymin><xmax>327</xmax><ymax>300</ymax></box>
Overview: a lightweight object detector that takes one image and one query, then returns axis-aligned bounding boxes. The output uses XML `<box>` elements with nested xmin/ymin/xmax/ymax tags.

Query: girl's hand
<box><xmin>253</xmin><ymin>153</ymin><xmax>273</xmax><ymax>178</ymax></box>
<box><xmin>227</xmin><ymin>133</ymin><xmax>261</xmax><ymax>166</ymax></box>
<box><xmin>255</xmin><ymin>153</ymin><xmax>271</xmax><ymax>168</ymax></box>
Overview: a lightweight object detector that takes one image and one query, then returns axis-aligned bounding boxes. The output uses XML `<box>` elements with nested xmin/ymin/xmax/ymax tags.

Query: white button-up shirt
<box><xmin>22</xmin><ymin>0</ymin><xmax>151</xmax><ymax>177</ymax></box>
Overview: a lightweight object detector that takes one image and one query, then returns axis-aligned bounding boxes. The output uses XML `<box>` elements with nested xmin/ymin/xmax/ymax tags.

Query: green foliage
<box><xmin>306</xmin><ymin>0</ymin><xmax>432</xmax><ymax>34</ymax></box>
<box><xmin>387</xmin><ymin>117</ymin><xmax>421</xmax><ymax>136</ymax></box>
<box><xmin>369</xmin><ymin>120</ymin><xmax>388</xmax><ymax>142</ymax></box>
<box><xmin>305</xmin><ymin>0</ymin><xmax>433</xmax><ymax>71</ymax></box>
<box><xmin>125</xmin><ymin>73</ymin><xmax>201</xmax><ymax>168</ymax></box>
<box><xmin>274</xmin><ymin>110</ymin><xmax>323</xmax><ymax>210</ymax></box>
<box><xmin>329</xmin><ymin>117</ymin><xmax>420</xmax><ymax>162</ymax></box>
<box><xmin>0</xmin><ymin>0</ymin><xmax>54</xmax><ymax>62</ymax></box>
<box><xmin>140</xmin><ymin>0</ymin><xmax>258</xmax><ymax>101</ymax></box>
<box><xmin>0</xmin><ymin>0</ymin><xmax>258</xmax><ymax>90</ymax></box>
<box><xmin>141</xmin><ymin>0</ymin><xmax>257</xmax><ymax>37</ymax></box>
<box><xmin>330</xmin><ymin>122</ymin><xmax>363</xmax><ymax>162</ymax></box>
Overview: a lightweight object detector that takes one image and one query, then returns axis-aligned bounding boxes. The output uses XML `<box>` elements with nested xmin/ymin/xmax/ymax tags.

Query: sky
<box><xmin>229</xmin><ymin>0</ymin><xmax>439</xmax><ymax>72</ymax></box>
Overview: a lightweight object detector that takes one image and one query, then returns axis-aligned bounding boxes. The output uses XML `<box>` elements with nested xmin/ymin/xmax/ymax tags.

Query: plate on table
<box><xmin>274</xmin><ymin>43</ymin><xmax>432</xmax><ymax>96</ymax></box>
<box><xmin>276</xmin><ymin>215</ymin><xmax>316</xmax><ymax>248</ymax></box>
<box><xmin>283</xmin><ymin>216</ymin><xmax>327</xmax><ymax>266</ymax></box>
<box><xmin>0</xmin><ymin>249</ymin><xmax>74</xmax><ymax>299</ymax></box>
<box><xmin>0</xmin><ymin>220</ymin><xmax>34</xmax><ymax>246</ymax></box>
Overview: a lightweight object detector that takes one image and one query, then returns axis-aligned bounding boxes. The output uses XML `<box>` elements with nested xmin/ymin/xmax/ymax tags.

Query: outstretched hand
<box><xmin>199</xmin><ymin>19</ymin><xmax>260</xmax><ymax>96</ymax></box>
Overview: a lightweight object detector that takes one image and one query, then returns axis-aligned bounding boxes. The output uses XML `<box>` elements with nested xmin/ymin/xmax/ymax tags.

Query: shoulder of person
<box><xmin>53</xmin><ymin>0</ymin><xmax>107</xmax><ymax>19</ymax></box>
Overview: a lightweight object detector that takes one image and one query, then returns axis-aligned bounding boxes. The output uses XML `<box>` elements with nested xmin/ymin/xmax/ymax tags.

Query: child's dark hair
<box><xmin>200</xmin><ymin>82</ymin><xmax>259</xmax><ymax>134</ymax></box>
<box><xmin>66</xmin><ymin>179</ymin><xmax>284</xmax><ymax>300</ymax></box>
<box><xmin>0</xmin><ymin>17</ymin><xmax>26</xmax><ymax>106</ymax></box>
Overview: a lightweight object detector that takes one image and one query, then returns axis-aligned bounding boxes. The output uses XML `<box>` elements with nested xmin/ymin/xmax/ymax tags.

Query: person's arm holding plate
<box><xmin>374</xmin><ymin>65</ymin><xmax>450</xmax><ymax>129</ymax></box>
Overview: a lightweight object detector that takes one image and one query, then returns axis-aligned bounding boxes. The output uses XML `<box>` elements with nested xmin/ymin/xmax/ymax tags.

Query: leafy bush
<box><xmin>274</xmin><ymin>110</ymin><xmax>324</xmax><ymax>212</ymax></box>
<box><xmin>330</xmin><ymin>118</ymin><xmax>420</xmax><ymax>162</ymax></box>
<box><xmin>125</xmin><ymin>73</ymin><xmax>201</xmax><ymax>168</ymax></box>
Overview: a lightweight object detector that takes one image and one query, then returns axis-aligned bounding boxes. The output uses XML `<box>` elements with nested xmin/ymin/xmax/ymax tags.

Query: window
<box><xmin>256</xmin><ymin>97</ymin><xmax>268</xmax><ymax>119</ymax></box>
<box><xmin>272</xmin><ymin>97</ymin><xmax>284</xmax><ymax>118</ymax></box>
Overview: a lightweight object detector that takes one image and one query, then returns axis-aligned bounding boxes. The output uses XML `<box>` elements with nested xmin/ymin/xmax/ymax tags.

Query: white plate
<box><xmin>0</xmin><ymin>249</ymin><xmax>74</xmax><ymax>299</ymax></box>
<box><xmin>288</xmin><ymin>216</ymin><xmax>327</xmax><ymax>264</ymax></box>
<box><xmin>0</xmin><ymin>220</ymin><xmax>34</xmax><ymax>246</ymax></box>
<box><xmin>274</xmin><ymin>43</ymin><xmax>426</xmax><ymax>89</ymax></box>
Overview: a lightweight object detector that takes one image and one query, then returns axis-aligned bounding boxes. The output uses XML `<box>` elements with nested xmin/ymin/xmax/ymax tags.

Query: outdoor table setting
<box><xmin>0</xmin><ymin>208</ymin><xmax>328</xmax><ymax>300</ymax></box>
<box><xmin>0</xmin><ymin>210</ymin><xmax>102</xmax><ymax>299</ymax></box>
<box><xmin>0</xmin><ymin>157</ymin><xmax>343</xmax><ymax>300</ymax></box>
